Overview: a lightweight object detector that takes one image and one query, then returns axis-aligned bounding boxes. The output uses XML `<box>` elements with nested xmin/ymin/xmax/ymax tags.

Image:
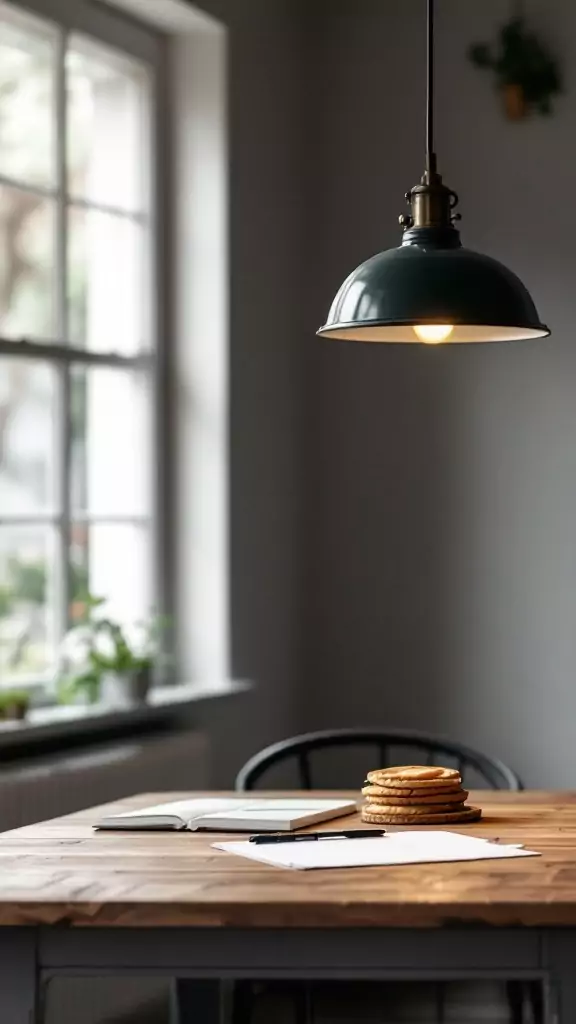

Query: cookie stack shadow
<box><xmin>361</xmin><ymin>765</ymin><xmax>482</xmax><ymax>825</ymax></box>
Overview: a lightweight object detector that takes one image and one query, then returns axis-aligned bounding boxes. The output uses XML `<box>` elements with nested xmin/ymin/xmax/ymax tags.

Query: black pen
<box><xmin>249</xmin><ymin>829</ymin><xmax>386</xmax><ymax>845</ymax></box>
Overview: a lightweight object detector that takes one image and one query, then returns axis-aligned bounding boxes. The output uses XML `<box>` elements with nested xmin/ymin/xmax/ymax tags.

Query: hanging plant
<box><xmin>468</xmin><ymin>17</ymin><xmax>562</xmax><ymax>119</ymax></box>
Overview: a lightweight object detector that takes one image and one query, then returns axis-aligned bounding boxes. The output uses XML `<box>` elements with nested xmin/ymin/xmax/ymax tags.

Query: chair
<box><xmin>235</xmin><ymin>727</ymin><xmax>523</xmax><ymax>792</ymax></box>
<box><xmin>235</xmin><ymin>728</ymin><xmax>526</xmax><ymax>1024</ymax></box>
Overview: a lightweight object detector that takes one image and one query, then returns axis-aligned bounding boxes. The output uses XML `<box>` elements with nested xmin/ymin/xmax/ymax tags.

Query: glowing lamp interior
<box><xmin>412</xmin><ymin>324</ymin><xmax>454</xmax><ymax>344</ymax></box>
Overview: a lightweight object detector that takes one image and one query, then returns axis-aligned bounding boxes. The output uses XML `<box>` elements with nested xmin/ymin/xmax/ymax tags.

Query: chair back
<box><xmin>235</xmin><ymin>728</ymin><xmax>522</xmax><ymax>791</ymax></box>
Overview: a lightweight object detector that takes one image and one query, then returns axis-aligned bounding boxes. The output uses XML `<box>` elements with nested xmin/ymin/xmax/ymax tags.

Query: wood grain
<box><xmin>0</xmin><ymin>791</ymin><xmax>575</xmax><ymax>929</ymax></box>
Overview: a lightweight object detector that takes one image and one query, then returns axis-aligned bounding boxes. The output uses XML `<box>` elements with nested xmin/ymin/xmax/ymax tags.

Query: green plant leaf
<box><xmin>0</xmin><ymin>689</ymin><xmax>29</xmax><ymax>709</ymax></box>
<box><xmin>468</xmin><ymin>43</ymin><xmax>493</xmax><ymax>68</ymax></box>
<box><xmin>469</xmin><ymin>16</ymin><xmax>561</xmax><ymax>114</ymax></box>
<box><xmin>58</xmin><ymin>669</ymin><xmax>101</xmax><ymax>705</ymax></box>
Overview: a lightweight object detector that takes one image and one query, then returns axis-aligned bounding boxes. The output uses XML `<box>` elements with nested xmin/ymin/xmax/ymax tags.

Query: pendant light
<box><xmin>317</xmin><ymin>0</ymin><xmax>550</xmax><ymax>345</ymax></box>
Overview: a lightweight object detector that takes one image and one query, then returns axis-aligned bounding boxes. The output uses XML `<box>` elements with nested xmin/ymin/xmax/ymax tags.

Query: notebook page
<box><xmin>116</xmin><ymin>799</ymin><xmax>243</xmax><ymax>820</ymax></box>
<box><xmin>213</xmin><ymin>830</ymin><xmax>539</xmax><ymax>871</ymax></box>
<box><xmin>106</xmin><ymin>798</ymin><xmax>354</xmax><ymax>823</ymax></box>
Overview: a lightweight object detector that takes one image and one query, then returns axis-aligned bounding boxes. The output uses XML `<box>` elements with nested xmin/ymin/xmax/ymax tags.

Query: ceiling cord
<box><xmin>426</xmin><ymin>0</ymin><xmax>437</xmax><ymax>176</ymax></box>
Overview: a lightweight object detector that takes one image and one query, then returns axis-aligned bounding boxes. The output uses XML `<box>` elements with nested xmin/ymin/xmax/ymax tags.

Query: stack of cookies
<box><xmin>361</xmin><ymin>765</ymin><xmax>481</xmax><ymax>825</ymax></box>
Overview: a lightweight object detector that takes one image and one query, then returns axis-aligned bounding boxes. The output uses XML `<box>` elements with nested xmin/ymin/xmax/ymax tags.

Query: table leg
<box><xmin>171</xmin><ymin>979</ymin><xmax>223</xmax><ymax>1024</ymax></box>
<box><xmin>0</xmin><ymin>929</ymin><xmax>39</xmax><ymax>1023</ymax></box>
<box><xmin>543</xmin><ymin>933</ymin><xmax>576</xmax><ymax>1024</ymax></box>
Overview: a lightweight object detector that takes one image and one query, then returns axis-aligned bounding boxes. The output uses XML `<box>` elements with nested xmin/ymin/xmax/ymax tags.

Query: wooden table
<box><xmin>1</xmin><ymin>791</ymin><xmax>576</xmax><ymax>1022</ymax></box>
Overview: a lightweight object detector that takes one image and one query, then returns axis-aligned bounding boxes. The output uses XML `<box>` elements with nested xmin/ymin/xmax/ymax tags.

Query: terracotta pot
<box><xmin>0</xmin><ymin>702</ymin><xmax>28</xmax><ymax>722</ymax></box>
<box><xmin>502</xmin><ymin>83</ymin><xmax>527</xmax><ymax>120</ymax></box>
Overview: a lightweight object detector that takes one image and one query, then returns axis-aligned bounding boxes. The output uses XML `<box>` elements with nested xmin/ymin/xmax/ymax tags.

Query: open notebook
<box><xmin>96</xmin><ymin>797</ymin><xmax>357</xmax><ymax>833</ymax></box>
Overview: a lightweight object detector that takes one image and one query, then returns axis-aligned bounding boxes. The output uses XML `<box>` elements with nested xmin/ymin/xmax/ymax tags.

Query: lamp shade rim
<box><xmin>318</xmin><ymin>318</ymin><xmax>550</xmax><ymax>335</ymax></box>
<box><xmin>317</xmin><ymin>320</ymin><xmax>551</xmax><ymax>344</ymax></box>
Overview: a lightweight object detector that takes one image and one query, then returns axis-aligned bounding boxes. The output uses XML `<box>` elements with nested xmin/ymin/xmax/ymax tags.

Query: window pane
<box><xmin>71</xmin><ymin>366</ymin><xmax>151</xmax><ymax>517</ymax></box>
<box><xmin>0</xmin><ymin>2</ymin><xmax>56</xmax><ymax>188</ymax></box>
<box><xmin>0</xmin><ymin>359</ymin><xmax>57</xmax><ymax>514</ymax></box>
<box><xmin>0</xmin><ymin>184</ymin><xmax>56</xmax><ymax>341</ymax></box>
<box><xmin>70</xmin><ymin>522</ymin><xmax>150</xmax><ymax>626</ymax></box>
<box><xmin>0</xmin><ymin>526</ymin><xmax>56</xmax><ymax>684</ymax></box>
<box><xmin>67</xmin><ymin>36</ymin><xmax>148</xmax><ymax>213</ymax></box>
<box><xmin>67</xmin><ymin>207</ymin><xmax>147</xmax><ymax>354</ymax></box>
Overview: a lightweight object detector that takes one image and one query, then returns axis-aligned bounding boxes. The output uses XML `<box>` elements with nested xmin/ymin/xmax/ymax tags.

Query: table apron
<box><xmin>8</xmin><ymin>927</ymin><xmax>576</xmax><ymax>1024</ymax></box>
<box><xmin>39</xmin><ymin>927</ymin><xmax>542</xmax><ymax>977</ymax></box>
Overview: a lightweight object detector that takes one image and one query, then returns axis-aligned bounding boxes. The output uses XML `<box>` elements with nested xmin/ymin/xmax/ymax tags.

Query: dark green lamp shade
<box><xmin>317</xmin><ymin>244</ymin><xmax>549</xmax><ymax>343</ymax></box>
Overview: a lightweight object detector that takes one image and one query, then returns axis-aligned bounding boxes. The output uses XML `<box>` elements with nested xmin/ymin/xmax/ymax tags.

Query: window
<box><xmin>0</xmin><ymin>0</ymin><xmax>160</xmax><ymax>688</ymax></box>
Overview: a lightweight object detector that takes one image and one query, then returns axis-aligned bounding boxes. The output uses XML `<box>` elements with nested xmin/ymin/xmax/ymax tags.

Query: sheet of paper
<box><xmin>213</xmin><ymin>830</ymin><xmax>539</xmax><ymax>871</ymax></box>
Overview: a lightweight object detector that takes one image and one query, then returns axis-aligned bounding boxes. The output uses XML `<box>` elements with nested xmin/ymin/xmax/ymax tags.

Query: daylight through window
<box><xmin>0</xmin><ymin>0</ymin><xmax>155</xmax><ymax>688</ymax></box>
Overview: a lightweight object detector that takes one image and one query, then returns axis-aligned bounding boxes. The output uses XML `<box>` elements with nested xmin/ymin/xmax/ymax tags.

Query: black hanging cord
<box><xmin>426</xmin><ymin>0</ymin><xmax>436</xmax><ymax>176</ymax></box>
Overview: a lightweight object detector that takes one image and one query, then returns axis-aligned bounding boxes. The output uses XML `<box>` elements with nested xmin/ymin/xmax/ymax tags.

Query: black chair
<box><xmin>235</xmin><ymin>728</ymin><xmax>528</xmax><ymax>1024</ymax></box>
<box><xmin>235</xmin><ymin>727</ymin><xmax>523</xmax><ymax>792</ymax></box>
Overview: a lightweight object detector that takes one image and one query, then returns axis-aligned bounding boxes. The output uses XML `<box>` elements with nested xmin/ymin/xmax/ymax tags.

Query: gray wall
<box><xmin>187</xmin><ymin>0</ymin><xmax>576</xmax><ymax>788</ymax></box>
<box><xmin>301</xmin><ymin>0</ymin><xmax>576</xmax><ymax>788</ymax></box>
<box><xmin>184</xmin><ymin>0</ymin><xmax>309</xmax><ymax>784</ymax></box>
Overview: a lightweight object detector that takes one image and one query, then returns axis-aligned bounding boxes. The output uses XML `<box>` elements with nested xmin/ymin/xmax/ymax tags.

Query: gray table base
<box><xmin>0</xmin><ymin>927</ymin><xmax>572</xmax><ymax>1023</ymax></box>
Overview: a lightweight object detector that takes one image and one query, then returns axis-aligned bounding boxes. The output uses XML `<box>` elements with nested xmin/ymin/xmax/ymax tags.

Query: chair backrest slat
<box><xmin>235</xmin><ymin>728</ymin><xmax>523</xmax><ymax>792</ymax></box>
<box><xmin>298</xmin><ymin>752</ymin><xmax>312</xmax><ymax>789</ymax></box>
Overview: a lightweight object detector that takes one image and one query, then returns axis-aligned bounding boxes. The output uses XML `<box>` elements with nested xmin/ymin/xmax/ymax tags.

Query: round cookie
<box><xmin>363</xmin><ymin>801</ymin><xmax>465</xmax><ymax>816</ymax></box>
<box><xmin>366</xmin><ymin>766</ymin><xmax>461</xmax><ymax>788</ymax></box>
<box><xmin>362</xmin><ymin>787</ymin><xmax>469</xmax><ymax>805</ymax></box>
<box><xmin>361</xmin><ymin>805</ymin><xmax>482</xmax><ymax>825</ymax></box>
<box><xmin>360</xmin><ymin>782</ymin><xmax>459</xmax><ymax>798</ymax></box>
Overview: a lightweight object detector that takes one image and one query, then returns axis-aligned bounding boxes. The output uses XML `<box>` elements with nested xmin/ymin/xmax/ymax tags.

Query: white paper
<box><xmin>213</xmin><ymin>830</ymin><xmax>539</xmax><ymax>871</ymax></box>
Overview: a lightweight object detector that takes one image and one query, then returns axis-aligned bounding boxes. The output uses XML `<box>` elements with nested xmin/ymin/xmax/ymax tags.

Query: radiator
<box><xmin>0</xmin><ymin>728</ymin><xmax>209</xmax><ymax>831</ymax></box>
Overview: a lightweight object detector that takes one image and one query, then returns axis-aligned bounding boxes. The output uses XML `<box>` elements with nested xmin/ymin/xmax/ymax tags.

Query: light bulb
<box><xmin>413</xmin><ymin>324</ymin><xmax>454</xmax><ymax>344</ymax></box>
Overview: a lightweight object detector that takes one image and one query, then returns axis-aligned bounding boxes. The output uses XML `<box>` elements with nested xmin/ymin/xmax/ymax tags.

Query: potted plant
<box><xmin>469</xmin><ymin>17</ymin><xmax>562</xmax><ymax>119</ymax></box>
<box><xmin>91</xmin><ymin>621</ymin><xmax>155</xmax><ymax>708</ymax></box>
<box><xmin>0</xmin><ymin>689</ymin><xmax>30</xmax><ymax>722</ymax></box>
<box><xmin>58</xmin><ymin>596</ymin><xmax>169</xmax><ymax>708</ymax></box>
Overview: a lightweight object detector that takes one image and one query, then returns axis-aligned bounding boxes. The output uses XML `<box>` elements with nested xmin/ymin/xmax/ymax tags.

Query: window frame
<box><xmin>0</xmin><ymin>0</ymin><xmax>168</xmax><ymax>689</ymax></box>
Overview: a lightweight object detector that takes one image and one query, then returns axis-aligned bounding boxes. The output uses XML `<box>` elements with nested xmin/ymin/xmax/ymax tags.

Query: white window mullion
<box><xmin>55</xmin><ymin>23</ymin><xmax>68</xmax><ymax>362</ymax></box>
<box><xmin>53</xmin><ymin>365</ymin><xmax>70</xmax><ymax>651</ymax></box>
<box><xmin>54</xmin><ymin>24</ymin><xmax>71</xmax><ymax>648</ymax></box>
<box><xmin>0</xmin><ymin>171</ymin><xmax>57</xmax><ymax>200</ymax></box>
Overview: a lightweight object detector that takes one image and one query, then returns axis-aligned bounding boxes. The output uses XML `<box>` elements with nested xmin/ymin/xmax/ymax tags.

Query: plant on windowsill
<box><xmin>58</xmin><ymin>595</ymin><xmax>170</xmax><ymax>709</ymax></box>
<box><xmin>90</xmin><ymin>622</ymin><xmax>155</xmax><ymax>708</ymax></box>
<box><xmin>468</xmin><ymin>17</ymin><xmax>562</xmax><ymax>119</ymax></box>
<box><xmin>0</xmin><ymin>690</ymin><xmax>30</xmax><ymax>722</ymax></box>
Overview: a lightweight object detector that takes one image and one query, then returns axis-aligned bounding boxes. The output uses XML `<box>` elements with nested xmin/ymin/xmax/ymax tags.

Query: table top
<box><xmin>0</xmin><ymin>790</ymin><xmax>575</xmax><ymax>929</ymax></box>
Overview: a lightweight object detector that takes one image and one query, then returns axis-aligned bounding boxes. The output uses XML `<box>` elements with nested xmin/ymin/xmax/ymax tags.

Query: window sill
<box><xmin>0</xmin><ymin>680</ymin><xmax>250</xmax><ymax>761</ymax></box>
